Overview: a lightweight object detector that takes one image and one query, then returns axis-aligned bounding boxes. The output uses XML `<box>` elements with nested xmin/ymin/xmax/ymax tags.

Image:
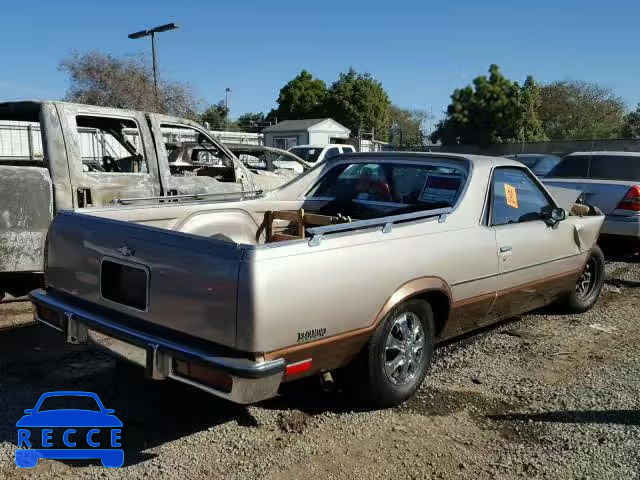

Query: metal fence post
<box><xmin>27</xmin><ymin>124</ymin><xmax>34</xmax><ymax>161</ymax></box>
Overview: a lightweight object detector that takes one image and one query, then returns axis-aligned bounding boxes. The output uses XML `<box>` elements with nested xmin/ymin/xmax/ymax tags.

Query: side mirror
<box><xmin>546</xmin><ymin>207</ymin><xmax>566</xmax><ymax>226</ymax></box>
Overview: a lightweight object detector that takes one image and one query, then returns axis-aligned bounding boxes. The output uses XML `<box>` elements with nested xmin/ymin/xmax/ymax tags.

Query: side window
<box><xmin>307</xmin><ymin>163</ymin><xmax>390</xmax><ymax>201</ymax></box>
<box><xmin>160</xmin><ymin>124</ymin><xmax>236</xmax><ymax>182</ymax></box>
<box><xmin>76</xmin><ymin>116</ymin><xmax>147</xmax><ymax>174</ymax></box>
<box><xmin>273</xmin><ymin>137</ymin><xmax>297</xmax><ymax>150</ymax></box>
<box><xmin>324</xmin><ymin>147</ymin><xmax>340</xmax><ymax>160</ymax></box>
<box><xmin>340</xmin><ymin>146</ymin><xmax>355</xmax><ymax>154</ymax></box>
<box><xmin>491</xmin><ymin>168</ymin><xmax>553</xmax><ymax>226</ymax></box>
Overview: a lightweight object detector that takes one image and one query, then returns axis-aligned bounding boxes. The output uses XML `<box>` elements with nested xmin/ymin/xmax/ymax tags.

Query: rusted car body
<box><xmin>0</xmin><ymin>101</ymin><xmax>279</xmax><ymax>279</ymax></box>
<box><xmin>30</xmin><ymin>153</ymin><xmax>605</xmax><ymax>406</ymax></box>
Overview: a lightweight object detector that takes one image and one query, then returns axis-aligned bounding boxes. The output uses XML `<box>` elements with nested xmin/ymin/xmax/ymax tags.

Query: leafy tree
<box><xmin>517</xmin><ymin>76</ymin><xmax>547</xmax><ymax>142</ymax></box>
<box><xmin>237</xmin><ymin>112</ymin><xmax>266</xmax><ymax>130</ymax></box>
<box><xmin>201</xmin><ymin>101</ymin><xmax>230</xmax><ymax>129</ymax></box>
<box><xmin>59</xmin><ymin>50</ymin><xmax>200</xmax><ymax>119</ymax></box>
<box><xmin>621</xmin><ymin>104</ymin><xmax>640</xmax><ymax>139</ymax></box>
<box><xmin>271</xmin><ymin>70</ymin><xmax>328</xmax><ymax>121</ymax></box>
<box><xmin>326</xmin><ymin>68</ymin><xmax>391</xmax><ymax>139</ymax></box>
<box><xmin>538</xmin><ymin>80</ymin><xmax>626</xmax><ymax>140</ymax></box>
<box><xmin>389</xmin><ymin>106</ymin><xmax>429</xmax><ymax>145</ymax></box>
<box><xmin>431</xmin><ymin>65</ymin><xmax>545</xmax><ymax>145</ymax></box>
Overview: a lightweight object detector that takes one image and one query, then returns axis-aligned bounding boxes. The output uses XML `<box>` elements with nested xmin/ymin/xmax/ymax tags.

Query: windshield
<box><xmin>38</xmin><ymin>395</ymin><xmax>101</xmax><ymax>412</ymax></box>
<box><xmin>289</xmin><ymin>147</ymin><xmax>323</xmax><ymax>163</ymax></box>
<box><xmin>305</xmin><ymin>161</ymin><xmax>468</xmax><ymax>219</ymax></box>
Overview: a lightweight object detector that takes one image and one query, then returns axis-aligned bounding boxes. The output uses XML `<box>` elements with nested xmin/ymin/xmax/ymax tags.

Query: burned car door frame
<box><xmin>56</xmin><ymin>103</ymin><xmax>161</xmax><ymax>207</ymax></box>
<box><xmin>146</xmin><ymin>114</ymin><xmax>255</xmax><ymax>196</ymax></box>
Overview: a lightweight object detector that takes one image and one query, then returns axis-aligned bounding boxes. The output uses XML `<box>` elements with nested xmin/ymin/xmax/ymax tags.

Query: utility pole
<box><xmin>128</xmin><ymin>23</ymin><xmax>179</xmax><ymax>107</ymax></box>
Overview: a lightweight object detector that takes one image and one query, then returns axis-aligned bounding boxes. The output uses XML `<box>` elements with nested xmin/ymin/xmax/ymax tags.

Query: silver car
<box><xmin>544</xmin><ymin>151</ymin><xmax>640</xmax><ymax>243</ymax></box>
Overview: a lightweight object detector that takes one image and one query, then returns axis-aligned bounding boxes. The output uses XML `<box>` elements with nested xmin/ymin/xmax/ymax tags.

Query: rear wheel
<box><xmin>560</xmin><ymin>245</ymin><xmax>605</xmax><ymax>313</ymax></box>
<box><xmin>348</xmin><ymin>299</ymin><xmax>434</xmax><ymax>407</ymax></box>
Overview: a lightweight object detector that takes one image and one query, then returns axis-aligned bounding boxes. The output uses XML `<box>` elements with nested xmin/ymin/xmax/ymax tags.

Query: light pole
<box><xmin>224</xmin><ymin>87</ymin><xmax>231</xmax><ymax>129</ymax></box>
<box><xmin>128</xmin><ymin>23</ymin><xmax>179</xmax><ymax>104</ymax></box>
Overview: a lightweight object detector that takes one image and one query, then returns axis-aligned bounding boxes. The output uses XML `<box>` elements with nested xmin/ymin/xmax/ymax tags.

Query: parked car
<box><xmin>30</xmin><ymin>152</ymin><xmax>604</xmax><ymax>407</ymax></box>
<box><xmin>225</xmin><ymin>143</ymin><xmax>312</xmax><ymax>177</ymax></box>
<box><xmin>285</xmin><ymin>144</ymin><xmax>356</xmax><ymax>165</ymax></box>
<box><xmin>504</xmin><ymin>153</ymin><xmax>561</xmax><ymax>177</ymax></box>
<box><xmin>543</xmin><ymin>151</ymin><xmax>640</xmax><ymax>243</ymax></box>
<box><xmin>0</xmin><ymin>101</ymin><xmax>274</xmax><ymax>292</ymax></box>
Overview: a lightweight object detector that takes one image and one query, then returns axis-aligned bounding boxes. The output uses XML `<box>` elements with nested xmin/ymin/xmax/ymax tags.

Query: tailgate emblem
<box><xmin>117</xmin><ymin>246</ymin><xmax>135</xmax><ymax>257</ymax></box>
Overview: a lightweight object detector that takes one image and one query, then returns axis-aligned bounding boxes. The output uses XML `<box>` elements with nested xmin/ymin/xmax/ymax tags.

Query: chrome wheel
<box><xmin>576</xmin><ymin>257</ymin><xmax>597</xmax><ymax>299</ymax></box>
<box><xmin>384</xmin><ymin>312</ymin><xmax>424</xmax><ymax>385</ymax></box>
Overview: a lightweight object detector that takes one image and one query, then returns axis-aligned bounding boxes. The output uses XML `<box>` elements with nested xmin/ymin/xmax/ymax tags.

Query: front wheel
<box><xmin>560</xmin><ymin>245</ymin><xmax>605</xmax><ymax>313</ymax></box>
<box><xmin>348</xmin><ymin>299</ymin><xmax>434</xmax><ymax>408</ymax></box>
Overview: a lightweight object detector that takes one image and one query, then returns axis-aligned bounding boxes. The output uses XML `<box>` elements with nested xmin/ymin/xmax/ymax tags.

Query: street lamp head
<box><xmin>128</xmin><ymin>29</ymin><xmax>149</xmax><ymax>39</ymax></box>
<box><xmin>151</xmin><ymin>23</ymin><xmax>179</xmax><ymax>33</ymax></box>
<box><xmin>128</xmin><ymin>23</ymin><xmax>178</xmax><ymax>39</ymax></box>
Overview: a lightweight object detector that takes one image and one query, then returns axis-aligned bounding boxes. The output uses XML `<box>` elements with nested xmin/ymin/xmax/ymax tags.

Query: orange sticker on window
<box><xmin>504</xmin><ymin>183</ymin><xmax>518</xmax><ymax>208</ymax></box>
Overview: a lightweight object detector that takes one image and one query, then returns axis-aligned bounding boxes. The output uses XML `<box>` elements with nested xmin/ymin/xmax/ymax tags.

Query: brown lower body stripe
<box><xmin>265</xmin><ymin>267</ymin><xmax>584</xmax><ymax>380</ymax></box>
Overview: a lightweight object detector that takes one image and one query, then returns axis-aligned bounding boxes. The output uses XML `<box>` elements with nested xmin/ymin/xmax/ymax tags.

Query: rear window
<box><xmin>588</xmin><ymin>155</ymin><xmax>640</xmax><ymax>181</ymax></box>
<box><xmin>547</xmin><ymin>155</ymin><xmax>640</xmax><ymax>181</ymax></box>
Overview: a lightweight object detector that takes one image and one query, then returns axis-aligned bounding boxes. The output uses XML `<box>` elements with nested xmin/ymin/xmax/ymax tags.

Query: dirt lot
<box><xmin>0</xmin><ymin>251</ymin><xmax>639</xmax><ymax>479</ymax></box>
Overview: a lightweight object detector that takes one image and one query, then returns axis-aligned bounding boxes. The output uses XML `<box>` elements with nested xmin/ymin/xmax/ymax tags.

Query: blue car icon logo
<box><xmin>16</xmin><ymin>391</ymin><xmax>123</xmax><ymax>468</ymax></box>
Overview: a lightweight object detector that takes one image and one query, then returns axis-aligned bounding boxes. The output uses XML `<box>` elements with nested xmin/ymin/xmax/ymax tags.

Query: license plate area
<box><xmin>88</xmin><ymin>329</ymin><xmax>147</xmax><ymax>367</ymax></box>
<box><xmin>100</xmin><ymin>258</ymin><xmax>149</xmax><ymax>311</ymax></box>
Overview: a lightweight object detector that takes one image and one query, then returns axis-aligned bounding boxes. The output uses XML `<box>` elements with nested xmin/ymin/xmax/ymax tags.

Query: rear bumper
<box><xmin>601</xmin><ymin>214</ymin><xmax>640</xmax><ymax>239</ymax></box>
<box><xmin>29</xmin><ymin>289</ymin><xmax>284</xmax><ymax>404</ymax></box>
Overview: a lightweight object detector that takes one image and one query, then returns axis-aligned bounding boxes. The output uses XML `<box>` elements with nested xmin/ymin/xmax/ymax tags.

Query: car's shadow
<box><xmin>489</xmin><ymin>409</ymin><xmax>640</xmax><ymax>426</ymax></box>
<box><xmin>0</xmin><ymin>324</ymin><xmax>258</xmax><ymax>467</ymax></box>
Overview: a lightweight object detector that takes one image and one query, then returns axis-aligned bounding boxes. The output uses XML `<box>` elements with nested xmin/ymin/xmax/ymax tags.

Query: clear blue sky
<box><xmin>1</xmin><ymin>0</ymin><xmax>638</xmax><ymax>128</ymax></box>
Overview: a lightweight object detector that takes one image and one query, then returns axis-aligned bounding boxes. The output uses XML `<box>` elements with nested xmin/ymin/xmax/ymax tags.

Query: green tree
<box><xmin>538</xmin><ymin>80</ymin><xmax>626</xmax><ymax>140</ymax></box>
<box><xmin>431</xmin><ymin>65</ymin><xmax>545</xmax><ymax>145</ymax></box>
<box><xmin>271</xmin><ymin>70</ymin><xmax>328</xmax><ymax>121</ymax></box>
<box><xmin>326</xmin><ymin>68</ymin><xmax>391</xmax><ymax>140</ymax></box>
<box><xmin>236</xmin><ymin>112</ymin><xmax>266</xmax><ymax>130</ymax></box>
<box><xmin>201</xmin><ymin>101</ymin><xmax>230</xmax><ymax>129</ymax></box>
<box><xmin>59</xmin><ymin>50</ymin><xmax>200</xmax><ymax>120</ymax></box>
<box><xmin>517</xmin><ymin>76</ymin><xmax>547</xmax><ymax>142</ymax></box>
<box><xmin>621</xmin><ymin>104</ymin><xmax>640</xmax><ymax>139</ymax></box>
<box><xmin>389</xmin><ymin>106</ymin><xmax>429</xmax><ymax>145</ymax></box>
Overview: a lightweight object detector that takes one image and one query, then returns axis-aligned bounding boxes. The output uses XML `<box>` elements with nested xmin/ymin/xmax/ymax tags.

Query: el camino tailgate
<box><xmin>45</xmin><ymin>210</ymin><xmax>244</xmax><ymax>348</ymax></box>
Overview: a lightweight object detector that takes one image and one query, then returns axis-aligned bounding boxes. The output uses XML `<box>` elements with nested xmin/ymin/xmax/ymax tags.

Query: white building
<box><xmin>262</xmin><ymin>118</ymin><xmax>350</xmax><ymax>150</ymax></box>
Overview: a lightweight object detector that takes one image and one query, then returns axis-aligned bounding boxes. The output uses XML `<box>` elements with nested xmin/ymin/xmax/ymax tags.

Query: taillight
<box><xmin>616</xmin><ymin>185</ymin><xmax>640</xmax><ymax>212</ymax></box>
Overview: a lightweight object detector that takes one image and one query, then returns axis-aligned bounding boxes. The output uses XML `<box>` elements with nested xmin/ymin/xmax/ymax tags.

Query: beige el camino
<box><xmin>30</xmin><ymin>152</ymin><xmax>605</xmax><ymax>406</ymax></box>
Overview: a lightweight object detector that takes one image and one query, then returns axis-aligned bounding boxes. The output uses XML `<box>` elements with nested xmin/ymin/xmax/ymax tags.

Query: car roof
<box><xmin>291</xmin><ymin>144</ymin><xmax>352</xmax><ymax>148</ymax></box>
<box><xmin>566</xmin><ymin>151</ymin><xmax>640</xmax><ymax>157</ymax></box>
<box><xmin>505</xmin><ymin>153</ymin><xmax>561</xmax><ymax>159</ymax></box>
<box><xmin>324</xmin><ymin>150</ymin><xmax>522</xmax><ymax>168</ymax></box>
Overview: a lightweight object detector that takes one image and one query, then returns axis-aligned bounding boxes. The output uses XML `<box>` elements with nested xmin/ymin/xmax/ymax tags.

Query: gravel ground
<box><xmin>0</xmin><ymin>250</ymin><xmax>639</xmax><ymax>479</ymax></box>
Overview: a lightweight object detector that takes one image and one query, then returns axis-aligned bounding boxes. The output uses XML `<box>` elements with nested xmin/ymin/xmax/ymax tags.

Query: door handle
<box><xmin>499</xmin><ymin>246</ymin><xmax>512</xmax><ymax>253</ymax></box>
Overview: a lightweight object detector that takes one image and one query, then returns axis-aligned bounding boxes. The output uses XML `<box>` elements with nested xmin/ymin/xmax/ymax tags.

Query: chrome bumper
<box><xmin>29</xmin><ymin>289</ymin><xmax>284</xmax><ymax>404</ymax></box>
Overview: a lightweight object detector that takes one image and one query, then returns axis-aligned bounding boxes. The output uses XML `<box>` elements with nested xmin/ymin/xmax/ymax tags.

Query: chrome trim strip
<box><xmin>306</xmin><ymin>207</ymin><xmax>453</xmax><ymax>236</ymax></box>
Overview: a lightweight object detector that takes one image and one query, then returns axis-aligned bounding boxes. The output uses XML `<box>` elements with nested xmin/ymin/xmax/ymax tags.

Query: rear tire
<box><xmin>560</xmin><ymin>245</ymin><xmax>605</xmax><ymax>313</ymax></box>
<box><xmin>348</xmin><ymin>299</ymin><xmax>434</xmax><ymax>408</ymax></box>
